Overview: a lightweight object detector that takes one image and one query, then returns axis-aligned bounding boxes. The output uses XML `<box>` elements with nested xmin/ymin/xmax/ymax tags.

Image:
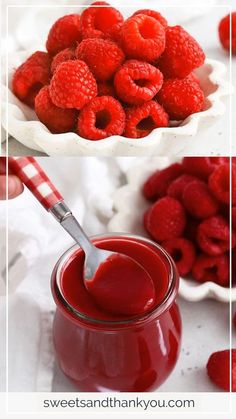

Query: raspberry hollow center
<box><xmin>137</xmin><ymin>116</ymin><xmax>156</xmax><ymax>131</ymax></box>
<box><xmin>139</xmin><ymin>20</ymin><xmax>157</xmax><ymax>39</ymax></box>
<box><xmin>95</xmin><ymin>109</ymin><xmax>111</xmax><ymax>129</ymax></box>
<box><xmin>135</xmin><ymin>78</ymin><xmax>150</xmax><ymax>87</ymax></box>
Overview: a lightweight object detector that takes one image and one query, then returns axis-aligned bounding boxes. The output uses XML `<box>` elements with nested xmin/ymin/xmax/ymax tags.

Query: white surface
<box><xmin>1</xmin><ymin>1</ymin><xmax>234</xmax><ymax>156</ymax></box>
<box><xmin>108</xmin><ymin>157</ymin><xmax>236</xmax><ymax>302</ymax></box>
<box><xmin>0</xmin><ymin>157</ymin><xmax>235</xmax><ymax>393</ymax></box>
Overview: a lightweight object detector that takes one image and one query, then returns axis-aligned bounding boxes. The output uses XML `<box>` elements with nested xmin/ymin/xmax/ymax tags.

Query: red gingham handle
<box><xmin>8</xmin><ymin>157</ymin><xmax>63</xmax><ymax>211</ymax></box>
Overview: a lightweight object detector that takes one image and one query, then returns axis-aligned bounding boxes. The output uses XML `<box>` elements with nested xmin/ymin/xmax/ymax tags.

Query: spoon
<box><xmin>8</xmin><ymin>157</ymin><xmax>155</xmax><ymax>315</ymax></box>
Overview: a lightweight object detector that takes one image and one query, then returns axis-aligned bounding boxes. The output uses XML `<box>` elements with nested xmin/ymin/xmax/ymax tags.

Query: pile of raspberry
<box><xmin>12</xmin><ymin>2</ymin><xmax>206</xmax><ymax>140</ymax></box>
<box><xmin>142</xmin><ymin>157</ymin><xmax>236</xmax><ymax>287</ymax></box>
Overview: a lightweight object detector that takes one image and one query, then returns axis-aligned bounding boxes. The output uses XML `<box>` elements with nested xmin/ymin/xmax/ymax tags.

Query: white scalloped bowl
<box><xmin>2</xmin><ymin>53</ymin><xmax>231</xmax><ymax>156</ymax></box>
<box><xmin>108</xmin><ymin>157</ymin><xmax>236</xmax><ymax>302</ymax></box>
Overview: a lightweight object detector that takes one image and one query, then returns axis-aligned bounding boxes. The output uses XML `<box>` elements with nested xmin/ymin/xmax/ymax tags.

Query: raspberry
<box><xmin>80</xmin><ymin>2</ymin><xmax>124</xmax><ymax>41</ymax></box>
<box><xmin>76</xmin><ymin>38</ymin><xmax>124</xmax><ymax>81</ymax></box>
<box><xmin>144</xmin><ymin>197</ymin><xmax>186</xmax><ymax>242</ymax></box>
<box><xmin>208</xmin><ymin>163</ymin><xmax>236</xmax><ymax>205</ymax></box>
<box><xmin>183</xmin><ymin>180</ymin><xmax>219</xmax><ymax>219</ymax></box>
<box><xmin>157</xmin><ymin>77</ymin><xmax>204</xmax><ymax>120</ymax></box>
<box><xmin>207</xmin><ymin>350</ymin><xmax>236</xmax><ymax>391</ymax></box>
<box><xmin>182</xmin><ymin>157</ymin><xmax>221</xmax><ymax>180</ymax></box>
<box><xmin>167</xmin><ymin>174</ymin><xmax>198</xmax><ymax>201</ymax></box>
<box><xmin>35</xmin><ymin>86</ymin><xmax>77</xmax><ymax>134</ymax></box>
<box><xmin>124</xmin><ymin>100</ymin><xmax>169</xmax><ymax>138</ymax></box>
<box><xmin>218</xmin><ymin>13</ymin><xmax>236</xmax><ymax>54</ymax></box>
<box><xmin>114</xmin><ymin>60</ymin><xmax>163</xmax><ymax>105</ymax></box>
<box><xmin>51</xmin><ymin>48</ymin><xmax>76</xmax><ymax>73</ymax></box>
<box><xmin>49</xmin><ymin>60</ymin><xmax>97</xmax><ymax>110</ymax></box>
<box><xmin>197</xmin><ymin>216</ymin><xmax>233</xmax><ymax>255</ymax></box>
<box><xmin>158</xmin><ymin>25</ymin><xmax>205</xmax><ymax>78</ymax></box>
<box><xmin>132</xmin><ymin>9</ymin><xmax>168</xmax><ymax>28</ymax></box>
<box><xmin>97</xmin><ymin>81</ymin><xmax>116</xmax><ymax>97</ymax></box>
<box><xmin>162</xmin><ymin>237</ymin><xmax>196</xmax><ymax>276</ymax></box>
<box><xmin>46</xmin><ymin>14</ymin><xmax>81</xmax><ymax>56</ymax></box>
<box><xmin>142</xmin><ymin>163</ymin><xmax>183</xmax><ymax>201</ymax></box>
<box><xmin>77</xmin><ymin>96</ymin><xmax>125</xmax><ymax>140</ymax></box>
<box><xmin>192</xmin><ymin>254</ymin><xmax>229</xmax><ymax>286</ymax></box>
<box><xmin>233</xmin><ymin>207</ymin><xmax>236</xmax><ymax>230</ymax></box>
<box><xmin>12</xmin><ymin>51</ymin><xmax>51</xmax><ymax>107</ymax></box>
<box><xmin>121</xmin><ymin>14</ymin><xmax>166</xmax><ymax>62</ymax></box>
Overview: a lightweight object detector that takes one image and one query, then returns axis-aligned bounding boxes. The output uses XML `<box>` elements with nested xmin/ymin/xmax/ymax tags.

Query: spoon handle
<box><xmin>8</xmin><ymin>157</ymin><xmax>63</xmax><ymax>211</ymax></box>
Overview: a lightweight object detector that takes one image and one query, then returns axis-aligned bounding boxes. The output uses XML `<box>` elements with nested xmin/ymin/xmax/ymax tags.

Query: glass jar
<box><xmin>51</xmin><ymin>234</ymin><xmax>182</xmax><ymax>392</ymax></box>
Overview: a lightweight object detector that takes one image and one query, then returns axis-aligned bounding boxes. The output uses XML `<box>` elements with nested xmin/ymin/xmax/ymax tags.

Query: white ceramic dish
<box><xmin>108</xmin><ymin>157</ymin><xmax>236</xmax><ymax>302</ymax></box>
<box><xmin>2</xmin><ymin>52</ymin><xmax>231</xmax><ymax>156</ymax></box>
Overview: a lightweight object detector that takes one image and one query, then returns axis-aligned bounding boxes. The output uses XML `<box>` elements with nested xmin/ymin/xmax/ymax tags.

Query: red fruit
<box><xmin>35</xmin><ymin>86</ymin><xmax>77</xmax><ymax>134</ymax></box>
<box><xmin>121</xmin><ymin>14</ymin><xmax>166</xmax><ymax>62</ymax></box>
<box><xmin>162</xmin><ymin>237</ymin><xmax>196</xmax><ymax>276</ymax></box>
<box><xmin>183</xmin><ymin>180</ymin><xmax>219</xmax><ymax>219</ymax></box>
<box><xmin>192</xmin><ymin>254</ymin><xmax>229</xmax><ymax>286</ymax></box>
<box><xmin>207</xmin><ymin>350</ymin><xmax>236</xmax><ymax>391</ymax></box>
<box><xmin>167</xmin><ymin>174</ymin><xmax>198</xmax><ymax>201</ymax></box>
<box><xmin>158</xmin><ymin>25</ymin><xmax>205</xmax><ymax>78</ymax></box>
<box><xmin>51</xmin><ymin>48</ymin><xmax>76</xmax><ymax>73</ymax></box>
<box><xmin>182</xmin><ymin>157</ymin><xmax>221</xmax><ymax>180</ymax></box>
<box><xmin>144</xmin><ymin>197</ymin><xmax>186</xmax><ymax>242</ymax></box>
<box><xmin>218</xmin><ymin>13</ymin><xmax>236</xmax><ymax>54</ymax></box>
<box><xmin>208</xmin><ymin>163</ymin><xmax>236</xmax><ymax>205</ymax></box>
<box><xmin>114</xmin><ymin>60</ymin><xmax>163</xmax><ymax>105</ymax></box>
<box><xmin>157</xmin><ymin>77</ymin><xmax>205</xmax><ymax>120</ymax></box>
<box><xmin>124</xmin><ymin>100</ymin><xmax>169</xmax><ymax>138</ymax></box>
<box><xmin>46</xmin><ymin>14</ymin><xmax>81</xmax><ymax>56</ymax></box>
<box><xmin>12</xmin><ymin>51</ymin><xmax>51</xmax><ymax>107</ymax></box>
<box><xmin>197</xmin><ymin>216</ymin><xmax>233</xmax><ymax>256</ymax></box>
<box><xmin>97</xmin><ymin>81</ymin><xmax>116</xmax><ymax>97</ymax></box>
<box><xmin>76</xmin><ymin>38</ymin><xmax>125</xmax><ymax>81</ymax></box>
<box><xmin>80</xmin><ymin>1</ymin><xmax>124</xmax><ymax>41</ymax></box>
<box><xmin>142</xmin><ymin>163</ymin><xmax>184</xmax><ymax>201</ymax></box>
<box><xmin>77</xmin><ymin>96</ymin><xmax>125</xmax><ymax>140</ymax></box>
<box><xmin>132</xmin><ymin>9</ymin><xmax>168</xmax><ymax>28</ymax></box>
<box><xmin>233</xmin><ymin>207</ymin><xmax>236</xmax><ymax>230</ymax></box>
<box><xmin>49</xmin><ymin>60</ymin><xmax>97</xmax><ymax>110</ymax></box>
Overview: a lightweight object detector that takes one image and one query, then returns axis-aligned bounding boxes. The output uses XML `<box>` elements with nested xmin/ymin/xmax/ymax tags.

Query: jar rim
<box><xmin>52</xmin><ymin>233</ymin><xmax>179</xmax><ymax>327</ymax></box>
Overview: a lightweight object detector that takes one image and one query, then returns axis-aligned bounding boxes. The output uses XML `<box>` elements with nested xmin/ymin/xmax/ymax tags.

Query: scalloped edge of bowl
<box><xmin>2</xmin><ymin>54</ymin><xmax>232</xmax><ymax>156</ymax></box>
<box><xmin>107</xmin><ymin>157</ymin><xmax>236</xmax><ymax>303</ymax></box>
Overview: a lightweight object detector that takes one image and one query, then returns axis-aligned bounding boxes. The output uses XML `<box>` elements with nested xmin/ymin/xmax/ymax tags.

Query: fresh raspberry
<box><xmin>158</xmin><ymin>25</ymin><xmax>205</xmax><ymax>78</ymax></box>
<box><xmin>208</xmin><ymin>163</ymin><xmax>236</xmax><ymax>205</ymax></box>
<box><xmin>142</xmin><ymin>163</ymin><xmax>183</xmax><ymax>201</ymax></box>
<box><xmin>46</xmin><ymin>14</ymin><xmax>81</xmax><ymax>56</ymax></box>
<box><xmin>233</xmin><ymin>207</ymin><xmax>236</xmax><ymax>230</ymax></box>
<box><xmin>197</xmin><ymin>216</ymin><xmax>233</xmax><ymax>256</ymax></box>
<box><xmin>156</xmin><ymin>77</ymin><xmax>204</xmax><ymax>120</ymax></box>
<box><xmin>77</xmin><ymin>96</ymin><xmax>125</xmax><ymax>140</ymax></box>
<box><xmin>12</xmin><ymin>51</ymin><xmax>51</xmax><ymax>107</ymax></box>
<box><xmin>97</xmin><ymin>81</ymin><xmax>116</xmax><ymax>97</ymax></box>
<box><xmin>144</xmin><ymin>196</ymin><xmax>186</xmax><ymax>242</ymax></box>
<box><xmin>192</xmin><ymin>254</ymin><xmax>229</xmax><ymax>286</ymax></box>
<box><xmin>114</xmin><ymin>60</ymin><xmax>163</xmax><ymax>105</ymax></box>
<box><xmin>121</xmin><ymin>14</ymin><xmax>166</xmax><ymax>62</ymax></box>
<box><xmin>182</xmin><ymin>157</ymin><xmax>222</xmax><ymax>180</ymax></box>
<box><xmin>35</xmin><ymin>86</ymin><xmax>77</xmax><ymax>134</ymax></box>
<box><xmin>183</xmin><ymin>180</ymin><xmax>219</xmax><ymax>219</ymax></box>
<box><xmin>49</xmin><ymin>60</ymin><xmax>97</xmax><ymax>110</ymax></box>
<box><xmin>207</xmin><ymin>350</ymin><xmax>236</xmax><ymax>391</ymax></box>
<box><xmin>162</xmin><ymin>237</ymin><xmax>196</xmax><ymax>276</ymax></box>
<box><xmin>124</xmin><ymin>100</ymin><xmax>169</xmax><ymax>138</ymax></box>
<box><xmin>218</xmin><ymin>13</ymin><xmax>236</xmax><ymax>54</ymax></box>
<box><xmin>80</xmin><ymin>2</ymin><xmax>124</xmax><ymax>41</ymax></box>
<box><xmin>51</xmin><ymin>48</ymin><xmax>76</xmax><ymax>73</ymax></box>
<box><xmin>76</xmin><ymin>38</ymin><xmax>124</xmax><ymax>81</ymax></box>
<box><xmin>167</xmin><ymin>174</ymin><xmax>199</xmax><ymax>201</ymax></box>
<box><xmin>132</xmin><ymin>9</ymin><xmax>168</xmax><ymax>28</ymax></box>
